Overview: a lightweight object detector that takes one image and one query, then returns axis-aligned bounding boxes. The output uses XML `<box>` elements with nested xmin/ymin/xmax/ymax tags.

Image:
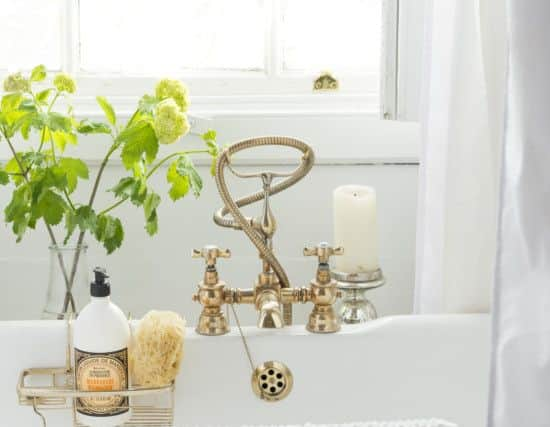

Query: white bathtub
<box><xmin>1</xmin><ymin>314</ymin><xmax>489</xmax><ymax>426</ymax></box>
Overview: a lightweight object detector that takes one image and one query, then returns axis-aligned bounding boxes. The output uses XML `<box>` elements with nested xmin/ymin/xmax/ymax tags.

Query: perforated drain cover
<box><xmin>251</xmin><ymin>361</ymin><xmax>293</xmax><ymax>402</ymax></box>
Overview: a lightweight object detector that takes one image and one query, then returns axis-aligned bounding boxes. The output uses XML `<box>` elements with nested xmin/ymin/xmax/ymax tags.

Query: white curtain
<box><xmin>489</xmin><ymin>1</ymin><xmax>550</xmax><ymax>425</ymax></box>
<box><xmin>414</xmin><ymin>0</ymin><xmax>506</xmax><ymax>313</ymax></box>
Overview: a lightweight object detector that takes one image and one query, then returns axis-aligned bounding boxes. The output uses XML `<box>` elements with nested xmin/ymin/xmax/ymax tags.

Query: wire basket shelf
<box><xmin>16</xmin><ymin>318</ymin><xmax>175</xmax><ymax>427</ymax></box>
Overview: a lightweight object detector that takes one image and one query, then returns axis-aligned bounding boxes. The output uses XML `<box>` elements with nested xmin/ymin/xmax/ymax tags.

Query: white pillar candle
<box><xmin>333</xmin><ymin>185</ymin><xmax>380</xmax><ymax>273</ymax></box>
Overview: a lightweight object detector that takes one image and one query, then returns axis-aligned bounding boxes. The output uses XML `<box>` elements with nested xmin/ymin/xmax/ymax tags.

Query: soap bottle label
<box><xmin>75</xmin><ymin>348</ymin><xmax>129</xmax><ymax>417</ymax></box>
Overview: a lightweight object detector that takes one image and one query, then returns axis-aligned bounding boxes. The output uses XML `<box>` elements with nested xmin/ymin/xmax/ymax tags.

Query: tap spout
<box><xmin>257</xmin><ymin>290</ymin><xmax>284</xmax><ymax>328</ymax></box>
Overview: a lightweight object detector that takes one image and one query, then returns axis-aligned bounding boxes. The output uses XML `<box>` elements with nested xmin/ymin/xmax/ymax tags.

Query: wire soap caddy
<box><xmin>16</xmin><ymin>317</ymin><xmax>175</xmax><ymax>427</ymax></box>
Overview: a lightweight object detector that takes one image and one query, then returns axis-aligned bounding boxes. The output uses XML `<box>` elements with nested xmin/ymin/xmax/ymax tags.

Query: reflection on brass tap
<box><xmin>257</xmin><ymin>290</ymin><xmax>283</xmax><ymax>329</ymax></box>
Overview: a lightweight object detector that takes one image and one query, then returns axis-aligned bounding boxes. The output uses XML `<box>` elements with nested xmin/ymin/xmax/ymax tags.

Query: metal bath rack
<box><xmin>16</xmin><ymin>318</ymin><xmax>175</xmax><ymax>427</ymax></box>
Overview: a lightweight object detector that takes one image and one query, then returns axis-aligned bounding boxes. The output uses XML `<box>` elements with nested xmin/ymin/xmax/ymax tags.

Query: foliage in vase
<box><xmin>0</xmin><ymin>65</ymin><xmax>220</xmax><ymax>255</ymax></box>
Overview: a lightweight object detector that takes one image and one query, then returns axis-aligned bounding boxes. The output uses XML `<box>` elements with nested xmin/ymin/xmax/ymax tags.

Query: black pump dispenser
<box><xmin>91</xmin><ymin>267</ymin><xmax>111</xmax><ymax>297</ymax></box>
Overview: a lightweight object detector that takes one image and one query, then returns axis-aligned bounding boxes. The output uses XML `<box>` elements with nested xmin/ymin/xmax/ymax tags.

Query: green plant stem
<box><xmin>2</xmin><ymin>129</ymin><xmax>26</xmax><ymax>177</ymax></box>
<box><xmin>36</xmin><ymin>128</ymin><xmax>47</xmax><ymax>156</ymax></box>
<box><xmin>1</xmin><ymin>128</ymin><xmax>75</xmax><ymax>312</ymax></box>
<box><xmin>62</xmin><ymin>137</ymin><xmax>121</xmax><ymax>314</ymax></box>
<box><xmin>35</xmin><ymin>90</ymin><xmax>59</xmax><ymax>155</ymax></box>
<box><xmin>43</xmin><ymin>127</ymin><xmax>77</xmax><ymax>212</ymax></box>
<box><xmin>146</xmin><ymin>149</ymin><xmax>209</xmax><ymax>178</ymax></box>
<box><xmin>47</xmin><ymin>92</ymin><xmax>60</xmax><ymax>113</ymax></box>
<box><xmin>63</xmin><ymin>189</ymin><xmax>76</xmax><ymax>211</ymax></box>
<box><xmin>98</xmin><ymin>197</ymin><xmax>126</xmax><ymax>216</ymax></box>
<box><xmin>97</xmin><ymin>148</ymin><xmax>210</xmax><ymax>216</ymax></box>
<box><xmin>49</xmin><ymin>133</ymin><xmax>57</xmax><ymax>163</ymax></box>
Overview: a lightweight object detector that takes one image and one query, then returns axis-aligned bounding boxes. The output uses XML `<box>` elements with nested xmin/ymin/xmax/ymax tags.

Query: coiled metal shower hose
<box><xmin>214</xmin><ymin>136</ymin><xmax>315</xmax><ymax>325</ymax></box>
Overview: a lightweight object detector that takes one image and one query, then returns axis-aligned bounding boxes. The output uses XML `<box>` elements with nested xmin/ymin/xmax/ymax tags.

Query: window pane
<box><xmin>79</xmin><ymin>0</ymin><xmax>266</xmax><ymax>74</ymax></box>
<box><xmin>0</xmin><ymin>0</ymin><xmax>62</xmax><ymax>70</ymax></box>
<box><xmin>281</xmin><ymin>0</ymin><xmax>381</xmax><ymax>73</ymax></box>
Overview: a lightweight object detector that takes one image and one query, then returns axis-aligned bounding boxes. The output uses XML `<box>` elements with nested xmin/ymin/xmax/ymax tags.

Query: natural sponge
<box><xmin>130</xmin><ymin>310</ymin><xmax>186</xmax><ymax>387</ymax></box>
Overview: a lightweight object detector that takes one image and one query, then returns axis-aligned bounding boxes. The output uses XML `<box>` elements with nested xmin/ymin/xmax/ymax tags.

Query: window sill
<box><xmin>0</xmin><ymin>96</ymin><xmax>420</xmax><ymax>166</ymax></box>
<box><xmin>187</xmin><ymin>113</ymin><xmax>421</xmax><ymax>165</ymax></box>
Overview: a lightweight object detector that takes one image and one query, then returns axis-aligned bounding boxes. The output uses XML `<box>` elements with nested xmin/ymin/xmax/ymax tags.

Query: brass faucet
<box><xmin>192</xmin><ymin>137</ymin><xmax>343</xmax><ymax>335</ymax></box>
<box><xmin>192</xmin><ymin>242</ymin><xmax>343</xmax><ymax>334</ymax></box>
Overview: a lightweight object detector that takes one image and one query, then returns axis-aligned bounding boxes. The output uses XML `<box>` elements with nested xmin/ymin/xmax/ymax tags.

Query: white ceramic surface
<box><xmin>1</xmin><ymin>314</ymin><xmax>489</xmax><ymax>426</ymax></box>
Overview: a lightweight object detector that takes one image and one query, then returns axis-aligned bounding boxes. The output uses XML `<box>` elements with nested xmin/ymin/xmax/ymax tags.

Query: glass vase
<box><xmin>42</xmin><ymin>244</ymin><xmax>89</xmax><ymax>320</ymax></box>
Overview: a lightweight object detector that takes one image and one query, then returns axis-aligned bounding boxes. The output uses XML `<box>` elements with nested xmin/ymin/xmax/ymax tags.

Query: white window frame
<box><xmin>2</xmin><ymin>0</ymin><xmax>425</xmax><ymax>164</ymax></box>
<box><xmin>56</xmin><ymin>0</ymin><xmax>392</xmax><ymax>115</ymax></box>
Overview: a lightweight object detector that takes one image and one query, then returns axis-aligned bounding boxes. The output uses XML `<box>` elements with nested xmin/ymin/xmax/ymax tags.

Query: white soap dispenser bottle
<box><xmin>73</xmin><ymin>267</ymin><xmax>131</xmax><ymax>427</ymax></box>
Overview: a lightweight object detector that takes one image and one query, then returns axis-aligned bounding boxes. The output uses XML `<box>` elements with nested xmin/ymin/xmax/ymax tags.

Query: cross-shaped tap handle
<box><xmin>192</xmin><ymin>245</ymin><xmax>231</xmax><ymax>267</ymax></box>
<box><xmin>303</xmin><ymin>242</ymin><xmax>344</xmax><ymax>264</ymax></box>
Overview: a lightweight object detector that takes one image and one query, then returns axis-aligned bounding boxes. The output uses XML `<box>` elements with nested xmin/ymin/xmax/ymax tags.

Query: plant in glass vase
<box><xmin>0</xmin><ymin>65</ymin><xmax>220</xmax><ymax>319</ymax></box>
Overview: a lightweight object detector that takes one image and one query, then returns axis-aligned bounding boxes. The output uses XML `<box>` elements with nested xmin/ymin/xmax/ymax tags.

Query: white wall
<box><xmin>0</xmin><ymin>113</ymin><xmax>420</xmax><ymax>325</ymax></box>
<box><xmin>0</xmin><ymin>161</ymin><xmax>418</xmax><ymax>325</ymax></box>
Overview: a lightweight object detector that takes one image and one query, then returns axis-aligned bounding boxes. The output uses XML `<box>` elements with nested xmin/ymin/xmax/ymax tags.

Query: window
<box><xmin>0</xmin><ymin>0</ymin><xmax>63</xmax><ymax>70</ymax></box>
<box><xmin>0</xmin><ymin>0</ymin><xmax>389</xmax><ymax>115</ymax></box>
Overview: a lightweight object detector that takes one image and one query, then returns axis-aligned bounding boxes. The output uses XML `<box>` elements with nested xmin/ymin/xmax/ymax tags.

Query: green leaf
<box><xmin>95</xmin><ymin>214</ymin><xmax>124</xmax><ymax>254</ymax></box>
<box><xmin>109</xmin><ymin>176</ymin><xmax>146</xmax><ymax>205</ymax></box>
<box><xmin>47</xmin><ymin>112</ymin><xmax>72</xmax><ymax>132</ymax></box>
<box><xmin>166</xmin><ymin>160</ymin><xmax>189</xmax><ymax>201</ymax></box>
<box><xmin>20</xmin><ymin>122</ymin><xmax>31</xmax><ymax>139</ymax></box>
<box><xmin>1</xmin><ymin>111</ymin><xmax>27</xmax><ymax>136</ymax></box>
<box><xmin>202</xmin><ymin>129</ymin><xmax>217</xmax><ymax>143</ymax></box>
<box><xmin>51</xmin><ymin>130</ymin><xmax>77</xmax><ymax>152</ymax></box>
<box><xmin>119</xmin><ymin>121</ymin><xmax>159</xmax><ymax>169</ymax></box>
<box><xmin>175</xmin><ymin>155</ymin><xmax>202</xmax><ymax>197</ymax></box>
<box><xmin>13</xmin><ymin>216</ymin><xmax>30</xmax><ymax>242</ymax></box>
<box><xmin>0</xmin><ymin>169</ymin><xmax>9</xmax><ymax>185</ymax></box>
<box><xmin>5</xmin><ymin>156</ymin><xmax>27</xmax><ymax>185</ymax></box>
<box><xmin>5</xmin><ymin>185</ymin><xmax>30</xmax><ymax>222</ymax></box>
<box><xmin>12</xmin><ymin>112</ymin><xmax>36</xmax><ymax>135</ymax></box>
<box><xmin>143</xmin><ymin>191</ymin><xmax>160</xmax><ymax>236</ymax></box>
<box><xmin>63</xmin><ymin>206</ymin><xmax>97</xmax><ymax>244</ymax></box>
<box><xmin>36</xmin><ymin>88</ymin><xmax>53</xmax><ymax>105</ymax></box>
<box><xmin>13</xmin><ymin>112</ymin><xmax>35</xmax><ymax>140</ymax></box>
<box><xmin>58</xmin><ymin>157</ymin><xmax>89</xmax><ymax>193</ymax></box>
<box><xmin>77</xmin><ymin>119</ymin><xmax>111</xmax><ymax>134</ymax></box>
<box><xmin>29</xmin><ymin>112</ymin><xmax>73</xmax><ymax>132</ymax></box>
<box><xmin>1</xmin><ymin>93</ymin><xmax>23</xmax><ymax>113</ymax></box>
<box><xmin>63</xmin><ymin>210</ymin><xmax>77</xmax><ymax>245</ymax></box>
<box><xmin>145</xmin><ymin>210</ymin><xmax>158</xmax><ymax>236</ymax></box>
<box><xmin>144</xmin><ymin>191</ymin><xmax>160</xmax><ymax>220</ymax></box>
<box><xmin>96</xmin><ymin>96</ymin><xmax>116</xmax><ymax>126</ymax></box>
<box><xmin>131</xmin><ymin>178</ymin><xmax>147</xmax><ymax>205</ymax></box>
<box><xmin>30</xmin><ymin>65</ymin><xmax>47</xmax><ymax>82</ymax></box>
<box><xmin>5</xmin><ymin>184</ymin><xmax>32</xmax><ymax>241</ymax></box>
<box><xmin>75</xmin><ymin>206</ymin><xmax>97</xmax><ymax>232</ymax></box>
<box><xmin>110</xmin><ymin>177</ymin><xmax>136</xmax><ymax>199</ymax></box>
<box><xmin>29</xmin><ymin>166</ymin><xmax>68</xmax><ymax>202</ymax></box>
<box><xmin>18</xmin><ymin>99</ymin><xmax>37</xmax><ymax>112</ymax></box>
<box><xmin>21</xmin><ymin>151</ymin><xmax>46</xmax><ymax>167</ymax></box>
<box><xmin>64</xmin><ymin>205</ymin><xmax>98</xmax><ymax>243</ymax></box>
<box><xmin>33</xmin><ymin>189</ymin><xmax>66</xmax><ymax>226</ymax></box>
